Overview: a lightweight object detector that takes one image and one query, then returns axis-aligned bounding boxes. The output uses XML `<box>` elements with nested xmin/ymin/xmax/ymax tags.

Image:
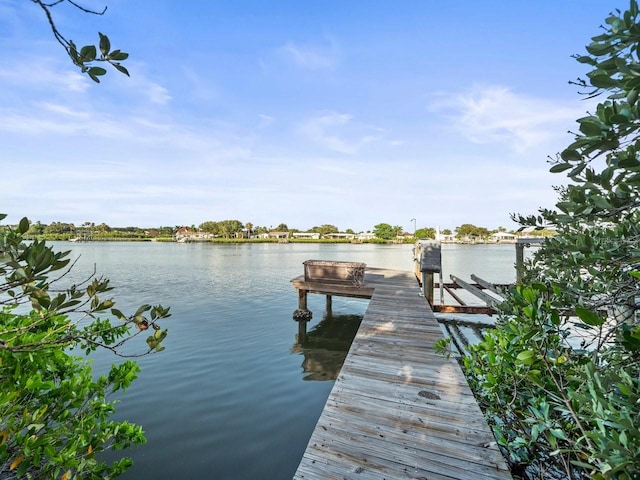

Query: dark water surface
<box><xmin>52</xmin><ymin>242</ymin><xmax>519</xmax><ymax>479</ymax></box>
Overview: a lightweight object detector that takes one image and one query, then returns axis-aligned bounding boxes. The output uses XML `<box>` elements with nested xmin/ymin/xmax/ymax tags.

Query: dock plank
<box><xmin>292</xmin><ymin>268</ymin><xmax>511</xmax><ymax>480</ymax></box>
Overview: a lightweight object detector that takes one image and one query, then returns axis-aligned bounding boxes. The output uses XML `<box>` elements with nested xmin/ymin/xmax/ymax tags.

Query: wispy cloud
<box><xmin>109</xmin><ymin>62</ymin><xmax>172</xmax><ymax>105</ymax></box>
<box><xmin>277</xmin><ymin>37</ymin><xmax>340</xmax><ymax>70</ymax></box>
<box><xmin>429</xmin><ymin>85</ymin><xmax>583</xmax><ymax>153</ymax></box>
<box><xmin>0</xmin><ymin>56</ymin><xmax>89</xmax><ymax>93</ymax></box>
<box><xmin>297</xmin><ymin>111</ymin><xmax>381</xmax><ymax>154</ymax></box>
<box><xmin>257</xmin><ymin>114</ymin><xmax>275</xmax><ymax>129</ymax></box>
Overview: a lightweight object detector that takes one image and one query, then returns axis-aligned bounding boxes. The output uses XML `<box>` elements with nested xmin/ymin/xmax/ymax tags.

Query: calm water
<box><xmin>50</xmin><ymin>242</ymin><xmax>520</xmax><ymax>479</ymax></box>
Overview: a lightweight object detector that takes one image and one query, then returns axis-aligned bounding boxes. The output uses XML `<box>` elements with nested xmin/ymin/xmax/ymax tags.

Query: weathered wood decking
<box><xmin>292</xmin><ymin>268</ymin><xmax>512</xmax><ymax>480</ymax></box>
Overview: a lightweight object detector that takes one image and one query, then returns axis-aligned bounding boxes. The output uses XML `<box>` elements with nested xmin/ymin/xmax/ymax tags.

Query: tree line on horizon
<box><xmin>4</xmin><ymin>218</ymin><xmax>543</xmax><ymax>241</ymax></box>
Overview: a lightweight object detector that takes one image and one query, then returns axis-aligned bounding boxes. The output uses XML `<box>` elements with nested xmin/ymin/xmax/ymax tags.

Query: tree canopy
<box><xmin>454</xmin><ymin>223</ymin><xmax>490</xmax><ymax>239</ymax></box>
<box><xmin>455</xmin><ymin>3</ymin><xmax>640</xmax><ymax>477</ymax></box>
<box><xmin>414</xmin><ymin>227</ymin><xmax>436</xmax><ymax>239</ymax></box>
<box><xmin>198</xmin><ymin>220</ymin><xmax>244</xmax><ymax>238</ymax></box>
<box><xmin>310</xmin><ymin>224</ymin><xmax>339</xmax><ymax>236</ymax></box>
<box><xmin>373</xmin><ymin>223</ymin><xmax>403</xmax><ymax>240</ymax></box>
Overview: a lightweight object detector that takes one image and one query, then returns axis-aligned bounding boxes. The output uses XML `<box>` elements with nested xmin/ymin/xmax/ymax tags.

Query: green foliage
<box><xmin>465</xmin><ymin>284</ymin><xmax>640</xmax><ymax>478</ymax></box>
<box><xmin>414</xmin><ymin>227</ymin><xmax>436</xmax><ymax>239</ymax></box>
<box><xmin>310</xmin><ymin>224</ymin><xmax>339</xmax><ymax>236</ymax></box>
<box><xmin>373</xmin><ymin>223</ymin><xmax>393</xmax><ymax>240</ymax></box>
<box><xmin>373</xmin><ymin>223</ymin><xmax>402</xmax><ymax>240</ymax></box>
<box><xmin>0</xmin><ymin>215</ymin><xmax>172</xmax><ymax>478</ymax></box>
<box><xmin>198</xmin><ymin>220</ymin><xmax>244</xmax><ymax>238</ymax></box>
<box><xmin>455</xmin><ymin>223</ymin><xmax>490</xmax><ymax>239</ymax></box>
<box><xmin>461</xmin><ymin>3</ymin><xmax>640</xmax><ymax>478</ymax></box>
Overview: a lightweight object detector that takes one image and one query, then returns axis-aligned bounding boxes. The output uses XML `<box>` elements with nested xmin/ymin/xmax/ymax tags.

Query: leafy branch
<box><xmin>31</xmin><ymin>0</ymin><xmax>129</xmax><ymax>82</ymax></box>
<box><xmin>1</xmin><ymin>214</ymin><xmax>173</xmax><ymax>477</ymax></box>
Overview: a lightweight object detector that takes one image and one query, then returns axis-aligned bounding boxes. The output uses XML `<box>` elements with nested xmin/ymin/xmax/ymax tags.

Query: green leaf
<box><xmin>18</xmin><ymin>217</ymin><xmax>29</xmax><ymax>234</ymax></box>
<box><xmin>79</xmin><ymin>45</ymin><xmax>97</xmax><ymax>63</ymax></box>
<box><xmin>98</xmin><ymin>33</ymin><xmax>111</xmax><ymax>57</ymax></box>
<box><xmin>589</xmin><ymin>74</ymin><xmax>618</xmax><ymax>88</ymax></box>
<box><xmin>549</xmin><ymin>428</ymin><xmax>568</xmax><ymax>440</ymax></box>
<box><xmin>569</xmin><ymin>163</ymin><xmax>586</xmax><ymax>177</ymax></box>
<box><xmin>609</xmin><ymin>113</ymin><xmax>630</xmax><ymax>124</ymax></box>
<box><xmin>108</xmin><ymin>51</ymin><xmax>129</xmax><ymax>61</ymax></box>
<box><xmin>600</xmin><ymin>167</ymin><xmax>614</xmax><ymax>185</ymax></box>
<box><xmin>575</xmin><ymin>55</ymin><xmax>597</xmax><ymax>65</ymax></box>
<box><xmin>592</xmin><ymin>196</ymin><xmax>611</xmax><ymax>209</ymax></box>
<box><xmin>516</xmin><ymin>350</ymin><xmax>535</xmax><ymax>364</ymax></box>
<box><xmin>111</xmin><ymin>308</ymin><xmax>127</xmax><ymax>321</ymax></box>
<box><xmin>560</xmin><ymin>149</ymin><xmax>582</xmax><ymax>161</ymax></box>
<box><xmin>550</xmin><ymin>162</ymin><xmax>573</xmax><ymax>173</ymax></box>
<box><xmin>579</xmin><ymin>120</ymin><xmax>603</xmax><ymax>136</ymax></box>
<box><xmin>113</xmin><ymin>63</ymin><xmax>130</xmax><ymax>77</ymax></box>
<box><xmin>575</xmin><ymin>306</ymin><xmax>605</xmax><ymax>326</ymax></box>
<box><xmin>88</xmin><ymin>67</ymin><xmax>107</xmax><ymax>77</ymax></box>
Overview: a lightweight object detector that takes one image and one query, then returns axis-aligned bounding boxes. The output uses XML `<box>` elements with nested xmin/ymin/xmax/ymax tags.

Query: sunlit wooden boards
<box><xmin>293</xmin><ymin>269</ymin><xmax>512</xmax><ymax>480</ymax></box>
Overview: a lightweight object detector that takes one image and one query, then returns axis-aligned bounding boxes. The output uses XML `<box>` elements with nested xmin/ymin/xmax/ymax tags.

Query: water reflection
<box><xmin>293</xmin><ymin>312</ymin><xmax>363</xmax><ymax>381</ymax></box>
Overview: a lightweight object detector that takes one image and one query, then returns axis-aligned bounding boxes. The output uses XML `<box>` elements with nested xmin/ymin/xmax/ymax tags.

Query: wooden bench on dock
<box><xmin>291</xmin><ymin>265</ymin><xmax>512</xmax><ymax>480</ymax></box>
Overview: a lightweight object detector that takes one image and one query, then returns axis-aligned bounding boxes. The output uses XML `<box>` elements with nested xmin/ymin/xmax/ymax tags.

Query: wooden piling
<box><xmin>298</xmin><ymin>289</ymin><xmax>308</xmax><ymax>309</ymax></box>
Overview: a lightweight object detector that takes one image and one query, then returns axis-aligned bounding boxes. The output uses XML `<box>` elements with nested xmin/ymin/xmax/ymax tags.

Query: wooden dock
<box><xmin>291</xmin><ymin>267</ymin><xmax>512</xmax><ymax>480</ymax></box>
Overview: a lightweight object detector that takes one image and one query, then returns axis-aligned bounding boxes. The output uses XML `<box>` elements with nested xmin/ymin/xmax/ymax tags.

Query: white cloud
<box><xmin>181</xmin><ymin>67</ymin><xmax>221</xmax><ymax>103</ymax></box>
<box><xmin>111</xmin><ymin>62</ymin><xmax>172</xmax><ymax>105</ymax></box>
<box><xmin>297</xmin><ymin>111</ymin><xmax>382</xmax><ymax>154</ymax></box>
<box><xmin>277</xmin><ymin>38</ymin><xmax>340</xmax><ymax>70</ymax></box>
<box><xmin>258</xmin><ymin>114</ymin><xmax>275</xmax><ymax>129</ymax></box>
<box><xmin>429</xmin><ymin>85</ymin><xmax>584</xmax><ymax>154</ymax></box>
<box><xmin>38</xmin><ymin>102</ymin><xmax>90</xmax><ymax>118</ymax></box>
<box><xmin>0</xmin><ymin>56</ymin><xmax>89</xmax><ymax>93</ymax></box>
<box><xmin>298</xmin><ymin>111</ymin><xmax>354</xmax><ymax>153</ymax></box>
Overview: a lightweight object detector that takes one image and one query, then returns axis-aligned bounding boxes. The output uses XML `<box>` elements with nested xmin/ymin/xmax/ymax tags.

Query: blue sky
<box><xmin>0</xmin><ymin>1</ymin><xmax>623</xmax><ymax>232</ymax></box>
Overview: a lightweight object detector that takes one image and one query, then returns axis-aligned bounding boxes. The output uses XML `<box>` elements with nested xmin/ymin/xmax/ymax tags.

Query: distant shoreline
<box><xmin>33</xmin><ymin>236</ymin><xmax>536</xmax><ymax>246</ymax></box>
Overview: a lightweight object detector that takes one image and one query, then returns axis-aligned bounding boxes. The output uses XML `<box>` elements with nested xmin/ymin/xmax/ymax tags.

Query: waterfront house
<box><xmin>292</xmin><ymin>232</ymin><xmax>321</xmax><ymax>240</ymax></box>
<box><xmin>324</xmin><ymin>233</ymin><xmax>356</xmax><ymax>240</ymax></box>
<box><xmin>491</xmin><ymin>231</ymin><xmax>518</xmax><ymax>243</ymax></box>
<box><xmin>174</xmin><ymin>227</ymin><xmax>215</xmax><ymax>242</ymax></box>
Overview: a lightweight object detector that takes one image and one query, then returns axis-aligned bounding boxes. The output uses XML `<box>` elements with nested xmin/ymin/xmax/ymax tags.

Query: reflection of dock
<box><xmin>291</xmin><ymin>267</ymin><xmax>512</xmax><ymax>479</ymax></box>
<box><xmin>293</xmin><ymin>313</ymin><xmax>363</xmax><ymax>381</ymax></box>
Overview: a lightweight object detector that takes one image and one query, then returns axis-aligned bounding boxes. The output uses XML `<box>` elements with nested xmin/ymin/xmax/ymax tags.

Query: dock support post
<box><xmin>298</xmin><ymin>289</ymin><xmax>308</xmax><ymax>310</ymax></box>
<box><xmin>326</xmin><ymin>295</ymin><xmax>332</xmax><ymax>315</ymax></box>
<box><xmin>416</xmin><ymin>240</ymin><xmax>441</xmax><ymax>308</ymax></box>
<box><xmin>422</xmin><ymin>271</ymin><xmax>434</xmax><ymax>306</ymax></box>
<box><xmin>515</xmin><ymin>243</ymin><xmax>525</xmax><ymax>284</ymax></box>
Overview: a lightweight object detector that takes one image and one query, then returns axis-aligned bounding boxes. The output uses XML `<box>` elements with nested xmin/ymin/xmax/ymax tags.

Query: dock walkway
<box><xmin>292</xmin><ymin>267</ymin><xmax>512</xmax><ymax>480</ymax></box>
